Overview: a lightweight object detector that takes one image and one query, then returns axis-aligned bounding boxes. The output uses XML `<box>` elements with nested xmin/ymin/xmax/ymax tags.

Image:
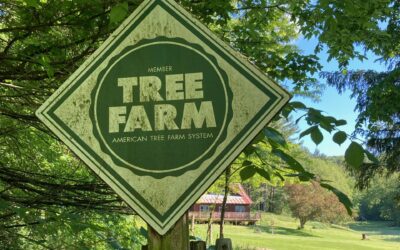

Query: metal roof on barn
<box><xmin>196</xmin><ymin>184</ymin><xmax>253</xmax><ymax>205</ymax></box>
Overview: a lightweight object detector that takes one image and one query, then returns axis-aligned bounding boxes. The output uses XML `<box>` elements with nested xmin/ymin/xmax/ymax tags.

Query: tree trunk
<box><xmin>205</xmin><ymin>205</ymin><xmax>215</xmax><ymax>246</ymax></box>
<box><xmin>262</xmin><ymin>183</ymin><xmax>268</xmax><ymax>212</ymax></box>
<box><xmin>299</xmin><ymin>218</ymin><xmax>307</xmax><ymax>229</ymax></box>
<box><xmin>206</xmin><ymin>221</ymin><xmax>212</xmax><ymax>246</ymax></box>
<box><xmin>219</xmin><ymin>166</ymin><xmax>231</xmax><ymax>239</ymax></box>
<box><xmin>268</xmin><ymin>187</ymin><xmax>275</xmax><ymax>212</ymax></box>
<box><xmin>190</xmin><ymin>214</ymin><xmax>195</xmax><ymax>236</ymax></box>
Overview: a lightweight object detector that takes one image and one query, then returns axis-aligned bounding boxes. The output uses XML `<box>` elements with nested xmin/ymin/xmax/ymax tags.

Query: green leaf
<box><xmin>318</xmin><ymin>116</ymin><xmax>336</xmax><ymax>132</ymax></box>
<box><xmin>299</xmin><ymin>126</ymin><xmax>317</xmax><ymax>139</ymax></box>
<box><xmin>285</xmin><ymin>172</ymin><xmax>315</xmax><ymax>181</ymax></box>
<box><xmin>311</xmin><ymin>127</ymin><xmax>323</xmax><ymax>145</ymax></box>
<box><xmin>289</xmin><ymin>101</ymin><xmax>307</xmax><ymax>110</ymax></box>
<box><xmin>256</xmin><ymin>168</ymin><xmax>271</xmax><ymax>181</ymax></box>
<box><xmin>87</xmin><ymin>223</ymin><xmax>107</xmax><ymax>232</ymax></box>
<box><xmin>345</xmin><ymin>142</ymin><xmax>365</xmax><ymax>168</ymax></box>
<box><xmin>320</xmin><ymin>183</ymin><xmax>353</xmax><ymax>215</ymax></box>
<box><xmin>300</xmin><ymin>172</ymin><xmax>315</xmax><ymax>181</ymax></box>
<box><xmin>110</xmin><ymin>2</ymin><xmax>129</xmax><ymax>25</ymax></box>
<box><xmin>243</xmin><ymin>145</ymin><xmax>256</xmax><ymax>156</ymax></box>
<box><xmin>281</xmin><ymin>105</ymin><xmax>292</xmax><ymax>119</ymax></box>
<box><xmin>251</xmin><ymin>131</ymin><xmax>265</xmax><ymax>145</ymax></box>
<box><xmin>24</xmin><ymin>0</ymin><xmax>40</xmax><ymax>8</ymax></box>
<box><xmin>39</xmin><ymin>55</ymin><xmax>54</xmax><ymax>78</ymax></box>
<box><xmin>240</xmin><ymin>166</ymin><xmax>256</xmax><ymax>181</ymax></box>
<box><xmin>307</xmin><ymin>108</ymin><xmax>323</xmax><ymax>123</ymax></box>
<box><xmin>274</xmin><ymin>171</ymin><xmax>285</xmax><ymax>182</ymax></box>
<box><xmin>107</xmin><ymin>237</ymin><xmax>125</xmax><ymax>250</ymax></box>
<box><xmin>295</xmin><ymin>115</ymin><xmax>304</xmax><ymax>124</ymax></box>
<box><xmin>70</xmin><ymin>222</ymin><xmax>89</xmax><ymax>233</ymax></box>
<box><xmin>264</xmin><ymin>127</ymin><xmax>287</xmax><ymax>148</ymax></box>
<box><xmin>0</xmin><ymin>199</ymin><xmax>10</xmax><ymax>210</ymax></box>
<box><xmin>272</xmin><ymin>149</ymin><xmax>305</xmax><ymax>173</ymax></box>
<box><xmin>335</xmin><ymin>119</ymin><xmax>347</xmax><ymax>126</ymax></box>
<box><xmin>319</xmin><ymin>121</ymin><xmax>335</xmax><ymax>133</ymax></box>
<box><xmin>14</xmin><ymin>207</ymin><xmax>30</xmax><ymax>219</ymax></box>
<box><xmin>242</xmin><ymin>160</ymin><xmax>252</xmax><ymax>167</ymax></box>
<box><xmin>365</xmin><ymin>150</ymin><xmax>379</xmax><ymax>164</ymax></box>
<box><xmin>333</xmin><ymin>131</ymin><xmax>347</xmax><ymax>145</ymax></box>
<box><xmin>139</xmin><ymin>226</ymin><xmax>148</xmax><ymax>238</ymax></box>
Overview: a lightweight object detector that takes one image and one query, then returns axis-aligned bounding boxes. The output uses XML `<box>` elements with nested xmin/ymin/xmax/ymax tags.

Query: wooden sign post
<box><xmin>148</xmin><ymin>215</ymin><xmax>189</xmax><ymax>250</ymax></box>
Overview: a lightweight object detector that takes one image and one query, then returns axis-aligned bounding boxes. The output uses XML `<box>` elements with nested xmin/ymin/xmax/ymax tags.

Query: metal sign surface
<box><xmin>36</xmin><ymin>0</ymin><xmax>290</xmax><ymax>234</ymax></box>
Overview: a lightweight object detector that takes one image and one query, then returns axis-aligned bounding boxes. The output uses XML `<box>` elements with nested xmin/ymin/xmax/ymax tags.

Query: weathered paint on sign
<box><xmin>92</xmin><ymin>37</ymin><xmax>233</xmax><ymax>177</ymax></box>
<box><xmin>36</xmin><ymin>0</ymin><xmax>290</xmax><ymax>235</ymax></box>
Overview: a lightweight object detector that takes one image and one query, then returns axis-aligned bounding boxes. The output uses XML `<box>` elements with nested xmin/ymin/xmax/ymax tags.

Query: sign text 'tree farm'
<box><xmin>36</xmin><ymin>0</ymin><xmax>290</xmax><ymax>235</ymax></box>
<box><xmin>93</xmin><ymin>38</ymin><xmax>232</xmax><ymax>176</ymax></box>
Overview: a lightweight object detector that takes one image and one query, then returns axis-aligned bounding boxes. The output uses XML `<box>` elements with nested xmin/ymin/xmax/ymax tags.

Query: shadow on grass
<box><xmin>383</xmin><ymin>236</ymin><xmax>400</xmax><ymax>243</ymax></box>
<box><xmin>349</xmin><ymin>221</ymin><xmax>400</xmax><ymax>236</ymax></box>
<box><xmin>254</xmin><ymin>225</ymin><xmax>318</xmax><ymax>237</ymax></box>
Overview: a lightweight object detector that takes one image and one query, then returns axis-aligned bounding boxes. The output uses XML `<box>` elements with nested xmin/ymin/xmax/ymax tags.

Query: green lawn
<box><xmin>191</xmin><ymin>213</ymin><xmax>400</xmax><ymax>250</ymax></box>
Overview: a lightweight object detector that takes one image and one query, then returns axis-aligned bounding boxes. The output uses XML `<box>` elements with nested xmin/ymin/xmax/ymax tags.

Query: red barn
<box><xmin>189</xmin><ymin>184</ymin><xmax>260</xmax><ymax>225</ymax></box>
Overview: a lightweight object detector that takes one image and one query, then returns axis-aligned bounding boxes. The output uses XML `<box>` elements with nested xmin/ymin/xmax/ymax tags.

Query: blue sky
<box><xmin>292</xmin><ymin>37</ymin><xmax>386</xmax><ymax>156</ymax></box>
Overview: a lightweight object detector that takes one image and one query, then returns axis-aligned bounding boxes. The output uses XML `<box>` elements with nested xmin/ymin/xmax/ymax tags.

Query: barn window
<box><xmin>235</xmin><ymin>205</ymin><xmax>245</xmax><ymax>212</ymax></box>
<box><xmin>200</xmin><ymin>205</ymin><xmax>209</xmax><ymax>212</ymax></box>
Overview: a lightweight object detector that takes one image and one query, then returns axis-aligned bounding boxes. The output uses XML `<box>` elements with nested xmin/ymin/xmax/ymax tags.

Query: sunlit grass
<box><xmin>190</xmin><ymin>213</ymin><xmax>400</xmax><ymax>250</ymax></box>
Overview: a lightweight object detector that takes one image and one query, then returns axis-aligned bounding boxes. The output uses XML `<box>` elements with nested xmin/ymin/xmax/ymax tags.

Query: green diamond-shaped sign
<box><xmin>36</xmin><ymin>0</ymin><xmax>290</xmax><ymax>235</ymax></box>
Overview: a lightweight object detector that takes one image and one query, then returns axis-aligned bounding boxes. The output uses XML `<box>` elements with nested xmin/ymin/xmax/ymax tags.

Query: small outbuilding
<box><xmin>189</xmin><ymin>184</ymin><xmax>260</xmax><ymax>225</ymax></box>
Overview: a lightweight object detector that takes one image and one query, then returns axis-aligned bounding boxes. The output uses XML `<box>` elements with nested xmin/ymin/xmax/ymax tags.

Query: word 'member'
<box><xmin>109</xmin><ymin>72</ymin><xmax>217</xmax><ymax>133</ymax></box>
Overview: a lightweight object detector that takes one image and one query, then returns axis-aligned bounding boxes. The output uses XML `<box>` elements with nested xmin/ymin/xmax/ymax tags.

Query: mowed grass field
<box><xmin>191</xmin><ymin>213</ymin><xmax>400</xmax><ymax>250</ymax></box>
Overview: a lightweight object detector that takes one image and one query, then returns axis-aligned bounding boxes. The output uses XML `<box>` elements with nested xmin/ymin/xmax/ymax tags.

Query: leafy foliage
<box><xmin>110</xmin><ymin>2</ymin><xmax>129</xmax><ymax>25</ymax></box>
<box><xmin>285</xmin><ymin>182</ymin><xmax>351</xmax><ymax>229</ymax></box>
<box><xmin>0</xmin><ymin>0</ymin><xmax>146</xmax><ymax>248</ymax></box>
<box><xmin>355</xmin><ymin>174</ymin><xmax>400</xmax><ymax>226</ymax></box>
<box><xmin>234</xmin><ymin>119</ymin><xmax>354</xmax><ymax>215</ymax></box>
<box><xmin>317</xmin><ymin>0</ymin><xmax>400</xmax><ymax>187</ymax></box>
<box><xmin>237</xmin><ymin>145</ymin><xmax>355</xmax><ymax>217</ymax></box>
<box><xmin>323</xmin><ymin>67</ymin><xmax>400</xmax><ymax>188</ymax></box>
<box><xmin>292</xmin><ymin>0</ymin><xmax>398</xmax><ymax>67</ymax></box>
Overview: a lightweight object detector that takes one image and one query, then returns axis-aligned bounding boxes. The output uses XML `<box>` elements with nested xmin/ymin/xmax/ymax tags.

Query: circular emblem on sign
<box><xmin>91</xmin><ymin>37</ymin><xmax>232</xmax><ymax>177</ymax></box>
